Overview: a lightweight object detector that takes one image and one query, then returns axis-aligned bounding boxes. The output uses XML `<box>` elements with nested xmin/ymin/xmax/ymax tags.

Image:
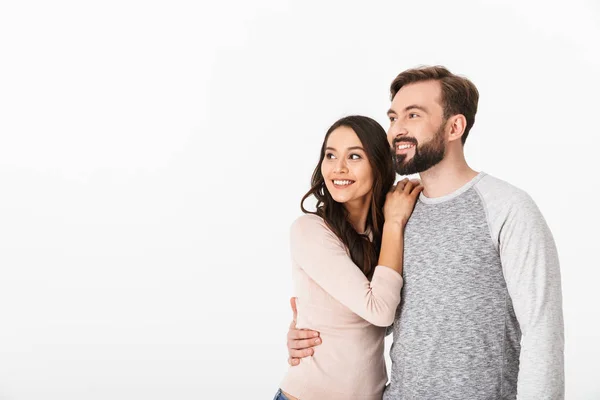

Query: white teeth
<box><xmin>333</xmin><ymin>180</ymin><xmax>353</xmax><ymax>186</ymax></box>
<box><xmin>397</xmin><ymin>144</ymin><xmax>414</xmax><ymax>150</ymax></box>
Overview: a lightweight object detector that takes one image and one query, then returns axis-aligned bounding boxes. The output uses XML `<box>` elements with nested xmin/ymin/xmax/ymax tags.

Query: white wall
<box><xmin>0</xmin><ymin>0</ymin><xmax>598</xmax><ymax>399</ymax></box>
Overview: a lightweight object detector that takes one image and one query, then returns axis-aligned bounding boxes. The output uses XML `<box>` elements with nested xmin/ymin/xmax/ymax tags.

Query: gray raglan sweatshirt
<box><xmin>383</xmin><ymin>172</ymin><xmax>564</xmax><ymax>400</ymax></box>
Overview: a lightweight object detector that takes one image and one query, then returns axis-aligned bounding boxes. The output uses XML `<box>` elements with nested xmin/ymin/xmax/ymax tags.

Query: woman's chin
<box><xmin>331</xmin><ymin>193</ymin><xmax>353</xmax><ymax>204</ymax></box>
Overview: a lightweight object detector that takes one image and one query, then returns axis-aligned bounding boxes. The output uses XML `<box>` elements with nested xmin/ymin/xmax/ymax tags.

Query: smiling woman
<box><xmin>272</xmin><ymin>115</ymin><xmax>423</xmax><ymax>400</ymax></box>
<box><xmin>321</xmin><ymin>126</ymin><xmax>375</xmax><ymax>219</ymax></box>
<box><xmin>302</xmin><ymin>116</ymin><xmax>396</xmax><ymax>278</ymax></box>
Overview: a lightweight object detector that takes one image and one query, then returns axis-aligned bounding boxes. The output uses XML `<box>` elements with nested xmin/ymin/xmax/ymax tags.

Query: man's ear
<box><xmin>447</xmin><ymin>114</ymin><xmax>466</xmax><ymax>143</ymax></box>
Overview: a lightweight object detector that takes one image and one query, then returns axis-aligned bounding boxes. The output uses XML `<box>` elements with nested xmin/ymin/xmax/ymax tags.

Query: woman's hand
<box><xmin>383</xmin><ymin>178</ymin><xmax>423</xmax><ymax>228</ymax></box>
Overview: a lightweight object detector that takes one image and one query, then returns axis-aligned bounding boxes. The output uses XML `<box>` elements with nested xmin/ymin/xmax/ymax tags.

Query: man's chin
<box><xmin>394</xmin><ymin>154</ymin><xmax>411</xmax><ymax>164</ymax></box>
<box><xmin>395</xmin><ymin>159</ymin><xmax>423</xmax><ymax>175</ymax></box>
<box><xmin>394</xmin><ymin>158</ymin><xmax>415</xmax><ymax>176</ymax></box>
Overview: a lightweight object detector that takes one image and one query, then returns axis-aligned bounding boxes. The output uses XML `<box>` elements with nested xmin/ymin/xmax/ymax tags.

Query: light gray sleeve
<box><xmin>385</xmin><ymin>322</ymin><xmax>394</xmax><ymax>337</ymax></box>
<box><xmin>477</xmin><ymin>178</ymin><xmax>564</xmax><ymax>399</ymax></box>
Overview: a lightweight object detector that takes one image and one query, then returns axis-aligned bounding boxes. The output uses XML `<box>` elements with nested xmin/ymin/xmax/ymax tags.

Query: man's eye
<box><xmin>389</xmin><ymin>116</ymin><xmax>397</xmax><ymax>122</ymax></box>
<box><xmin>408</xmin><ymin>113</ymin><xmax>419</xmax><ymax>118</ymax></box>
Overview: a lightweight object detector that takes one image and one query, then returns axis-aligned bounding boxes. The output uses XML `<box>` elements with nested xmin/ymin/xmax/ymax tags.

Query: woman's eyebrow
<box><xmin>326</xmin><ymin>146</ymin><xmax>365</xmax><ymax>151</ymax></box>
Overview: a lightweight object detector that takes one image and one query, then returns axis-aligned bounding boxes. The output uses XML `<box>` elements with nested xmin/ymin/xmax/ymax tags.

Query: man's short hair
<box><xmin>390</xmin><ymin>65</ymin><xmax>479</xmax><ymax>144</ymax></box>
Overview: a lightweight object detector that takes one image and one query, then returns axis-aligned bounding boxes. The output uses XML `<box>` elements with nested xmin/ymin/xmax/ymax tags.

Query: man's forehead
<box><xmin>391</xmin><ymin>80</ymin><xmax>442</xmax><ymax>109</ymax></box>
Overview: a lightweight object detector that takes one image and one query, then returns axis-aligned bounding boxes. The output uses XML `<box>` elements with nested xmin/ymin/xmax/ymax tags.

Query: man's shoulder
<box><xmin>475</xmin><ymin>173</ymin><xmax>534</xmax><ymax>207</ymax></box>
<box><xmin>474</xmin><ymin>173</ymin><xmax>545</xmax><ymax>229</ymax></box>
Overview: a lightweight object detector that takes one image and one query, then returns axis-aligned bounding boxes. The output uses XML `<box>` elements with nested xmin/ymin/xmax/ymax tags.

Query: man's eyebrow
<box><xmin>325</xmin><ymin>146</ymin><xmax>365</xmax><ymax>151</ymax></box>
<box><xmin>387</xmin><ymin>105</ymin><xmax>429</xmax><ymax>115</ymax></box>
<box><xmin>404</xmin><ymin>104</ymin><xmax>429</xmax><ymax>113</ymax></box>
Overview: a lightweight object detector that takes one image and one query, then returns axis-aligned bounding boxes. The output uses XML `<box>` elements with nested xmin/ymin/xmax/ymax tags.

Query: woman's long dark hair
<box><xmin>301</xmin><ymin>116</ymin><xmax>395</xmax><ymax>279</ymax></box>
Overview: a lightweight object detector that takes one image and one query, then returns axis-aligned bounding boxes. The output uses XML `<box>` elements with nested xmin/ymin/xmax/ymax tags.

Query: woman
<box><xmin>274</xmin><ymin>116</ymin><xmax>422</xmax><ymax>400</ymax></box>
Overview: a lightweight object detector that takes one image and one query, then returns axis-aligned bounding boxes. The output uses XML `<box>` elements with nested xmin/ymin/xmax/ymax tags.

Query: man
<box><xmin>286</xmin><ymin>66</ymin><xmax>564</xmax><ymax>399</ymax></box>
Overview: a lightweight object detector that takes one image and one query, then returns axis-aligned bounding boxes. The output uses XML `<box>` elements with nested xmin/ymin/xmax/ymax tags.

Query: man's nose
<box><xmin>388</xmin><ymin>126</ymin><xmax>408</xmax><ymax>145</ymax></box>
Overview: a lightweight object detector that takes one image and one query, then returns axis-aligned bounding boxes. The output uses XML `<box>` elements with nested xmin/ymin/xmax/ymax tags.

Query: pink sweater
<box><xmin>280</xmin><ymin>215</ymin><xmax>404</xmax><ymax>400</ymax></box>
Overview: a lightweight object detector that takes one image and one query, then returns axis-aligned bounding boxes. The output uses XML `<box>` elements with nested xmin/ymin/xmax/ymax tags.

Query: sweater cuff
<box><xmin>372</xmin><ymin>265</ymin><xmax>404</xmax><ymax>288</ymax></box>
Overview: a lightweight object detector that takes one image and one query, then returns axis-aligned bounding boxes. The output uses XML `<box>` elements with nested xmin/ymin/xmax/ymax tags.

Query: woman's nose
<box><xmin>334</xmin><ymin>159</ymin><xmax>348</xmax><ymax>173</ymax></box>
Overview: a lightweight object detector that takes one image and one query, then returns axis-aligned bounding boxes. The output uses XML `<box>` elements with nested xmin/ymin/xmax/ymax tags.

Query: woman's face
<box><xmin>321</xmin><ymin>126</ymin><xmax>374</xmax><ymax>205</ymax></box>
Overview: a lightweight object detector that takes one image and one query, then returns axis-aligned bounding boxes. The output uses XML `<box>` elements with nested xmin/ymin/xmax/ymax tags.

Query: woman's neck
<box><xmin>344</xmin><ymin>194</ymin><xmax>371</xmax><ymax>234</ymax></box>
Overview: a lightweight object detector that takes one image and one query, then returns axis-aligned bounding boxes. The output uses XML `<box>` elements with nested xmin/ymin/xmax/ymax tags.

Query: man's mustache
<box><xmin>392</xmin><ymin>137</ymin><xmax>418</xmax><ymax>147</ymax></box>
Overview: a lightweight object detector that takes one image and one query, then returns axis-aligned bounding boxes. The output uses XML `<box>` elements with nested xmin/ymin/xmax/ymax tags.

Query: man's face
<box><xmin>387</xmin><ymin>80</ymin><xmax>448</xmax><ymax>175</ymax></box>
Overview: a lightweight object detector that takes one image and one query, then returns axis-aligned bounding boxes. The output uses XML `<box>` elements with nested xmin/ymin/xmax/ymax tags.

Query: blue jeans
<box><xmin>273</xmin><ymin>388</ymin><xmax>290</xmax><ymax>400</ymax></box>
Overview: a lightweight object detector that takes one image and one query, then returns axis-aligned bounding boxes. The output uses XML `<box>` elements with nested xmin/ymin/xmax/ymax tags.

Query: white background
<box><xmin>0</xmin><ymin>0</ymin><xmax>598</xmax><ymax>399</ymax></box>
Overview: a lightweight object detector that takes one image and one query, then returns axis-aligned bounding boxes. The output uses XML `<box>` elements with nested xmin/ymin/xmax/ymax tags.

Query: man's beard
<box><xmin>393</xmin><ymin>123</ymin><xmax>446</xmax><ymax>176</ymax></box>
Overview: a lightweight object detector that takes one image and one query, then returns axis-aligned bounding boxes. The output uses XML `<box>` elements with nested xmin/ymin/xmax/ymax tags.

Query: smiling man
<box><xmin>286</xmin><ymin>66</ymin><xmax>565</xmax><ymax>399</ymax></box>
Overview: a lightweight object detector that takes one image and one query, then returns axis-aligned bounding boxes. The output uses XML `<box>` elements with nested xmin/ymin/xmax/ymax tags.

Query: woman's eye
<box><xmin>325</xmin><ymin>153</ymin><xmax>336</xmax><ymax>159</ymax></box>
<box><xmin>349</xmin><ymin>154</ymin><xmax>362</xmax><ymax>160</ymax></box>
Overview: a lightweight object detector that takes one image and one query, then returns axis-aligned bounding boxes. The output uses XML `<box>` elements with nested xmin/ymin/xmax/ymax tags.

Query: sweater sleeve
<box><xmin>494</xmin><ymin>193</ymin><xmax>565</xmax><ymax>399</ymax></box>
<box><xmin>290</xmin><ymin>215</ymin><xmax>403</xmax><ymax>327</ymax></box>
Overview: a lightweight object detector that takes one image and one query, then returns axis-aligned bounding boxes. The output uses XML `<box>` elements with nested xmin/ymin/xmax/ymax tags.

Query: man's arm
<box><xmin>497</xmin><ymin>192</ymin><xmax>564</xmax><ymax>399</ymax></box>
<box><xmin>287</xmin><ymin>297</ymin><xmax>320</xmax><ymax>366</ymax></box>
<box><xmin>385</xmin><ymin>321</ymin><xmax>394</xmax><ymax>337</ymax></box>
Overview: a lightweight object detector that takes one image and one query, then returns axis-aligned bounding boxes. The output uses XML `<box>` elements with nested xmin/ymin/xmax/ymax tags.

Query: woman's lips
<box><xmin>332</xmin><ymin>179</ymin><xmax>355</xmax><ymax>189</ymax></box>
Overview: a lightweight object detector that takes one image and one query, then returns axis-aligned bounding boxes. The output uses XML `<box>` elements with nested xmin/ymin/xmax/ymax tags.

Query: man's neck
<box><xmin>419</xmin><ymin>152</ymin><xmax>478</xmax><ymax>199</ymax></box>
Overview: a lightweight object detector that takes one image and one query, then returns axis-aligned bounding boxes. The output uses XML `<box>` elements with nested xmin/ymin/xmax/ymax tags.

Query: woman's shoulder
<box><xmin>290</xmin><ymin>214</ymin><xmax>341</xmax><ymax>251</ymax></box>
<box><xmin>290</xmin><ymin>214</ymin><xmax>339</xmax><ymax>241</ymax></box>
<box><xmin>290</xmin><ymin>213</ymin><xmax>327</xmax><ymax>233</ymax></box>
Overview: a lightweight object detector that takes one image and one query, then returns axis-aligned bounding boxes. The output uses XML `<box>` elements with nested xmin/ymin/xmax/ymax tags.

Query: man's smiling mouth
<box><xmin>396</xmin><ymin>143</ymin><xmax>416</xmax><ymax>154</ymax></box>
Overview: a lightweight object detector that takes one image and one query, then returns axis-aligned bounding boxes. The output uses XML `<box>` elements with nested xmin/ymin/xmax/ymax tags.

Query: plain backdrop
<box><xmin>0</xmin><ymin>0</ymin><xmax>599</xmax><ymax>399</ymax></box>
